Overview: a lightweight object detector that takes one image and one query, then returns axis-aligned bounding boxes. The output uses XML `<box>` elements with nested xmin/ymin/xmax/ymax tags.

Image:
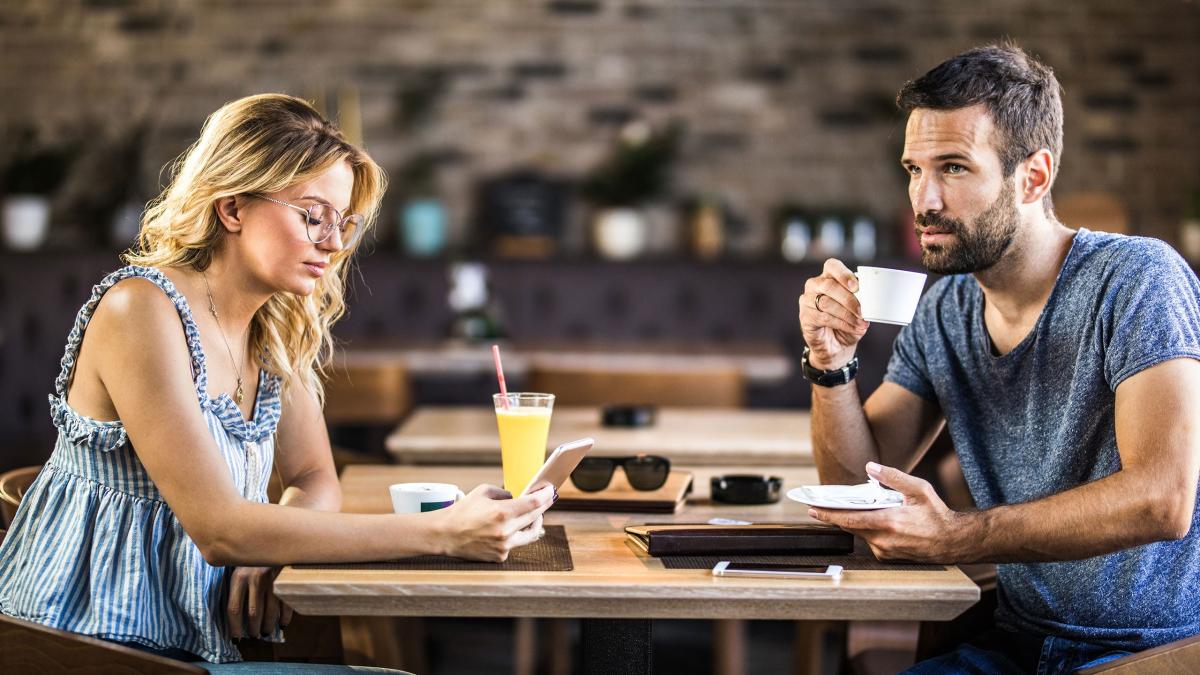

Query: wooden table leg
<box><xmin>794</xmin><ymin>620</ymin><xmax>845</xmax><ymax>675</ymax></box>
<box><xmin>515</xmin><ymin>617</ymin><xmax>537</xmax><ymax>675</ymax></box>
<box><xmin>546</xmin><ymin>618</ymin><xmax>573</xmax><ymax>675</ymax></box>
<box><xmin>713</xmin><ymin>619</ymin><xmax>746</xmax><ymax>675</ymax></box>
<box><xmin>581</xmin><ymin>619</ymin><xmax>652</xmax><ymax>675</ymax></box>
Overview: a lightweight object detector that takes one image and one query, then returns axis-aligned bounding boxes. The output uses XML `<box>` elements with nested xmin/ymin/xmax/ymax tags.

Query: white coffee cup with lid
<box><xmin>389</xmin><ymin>482</ymin><xmax>466</xmax><ymax>514</ymax></box>
<box><xmin>854</xmin><ymin>266</ymin><xmax>928</xmax><ymax>326</ymax></box>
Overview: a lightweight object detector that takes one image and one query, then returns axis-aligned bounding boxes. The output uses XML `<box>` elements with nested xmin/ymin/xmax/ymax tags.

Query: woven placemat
<box><xmin>294</xmin><ymin>525</ymin><xmax>573</xmax><ymax>572</ymax></box>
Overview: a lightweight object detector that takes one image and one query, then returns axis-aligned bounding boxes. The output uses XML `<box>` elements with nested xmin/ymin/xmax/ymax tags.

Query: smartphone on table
<box><xmin>520</xmin><ymin>437</ymin><xmax>595</xmax><ymax>498</ymax></box>
<box><xmin>712</xmin><ymin>561</ymin><xmax>844</xmax><ymax>580</ymax></box>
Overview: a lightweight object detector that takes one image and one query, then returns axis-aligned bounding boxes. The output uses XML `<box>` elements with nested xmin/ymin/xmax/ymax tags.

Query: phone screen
<box><xmin>725</xmin><ymin>563</ymin><xmax>830</xmax><ymax>573</ymax></box>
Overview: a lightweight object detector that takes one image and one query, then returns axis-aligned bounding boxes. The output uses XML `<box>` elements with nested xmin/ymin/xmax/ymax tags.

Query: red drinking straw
<box><xmin>492</xmin><ymin>344</ymin><xmax>510</xmax><ymax>409</ymax></box>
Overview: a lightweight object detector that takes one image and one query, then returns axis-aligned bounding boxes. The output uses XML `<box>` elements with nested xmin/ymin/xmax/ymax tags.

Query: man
<box><xmin>798</xmin><ymin>43</ymin><xmax>1200</xmax><ymax>673</ymax></box>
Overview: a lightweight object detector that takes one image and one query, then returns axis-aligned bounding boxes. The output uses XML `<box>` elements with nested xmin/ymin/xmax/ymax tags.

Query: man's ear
<box><xmin>1019</xmin><ymin>149</ymin><xmax>1055</xmax><ymax>206</ymax></box>
<box><xmin>214</xmin><ymin>196</ymin><xmax>243</xmax><ymax>233</ymax></box>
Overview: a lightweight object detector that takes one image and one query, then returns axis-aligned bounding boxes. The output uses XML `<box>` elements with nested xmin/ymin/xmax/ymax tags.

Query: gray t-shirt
<box><xmin>885</xmin><ymin>228</ymin><xmax>1200</xmax><ymax>650</ymax></box>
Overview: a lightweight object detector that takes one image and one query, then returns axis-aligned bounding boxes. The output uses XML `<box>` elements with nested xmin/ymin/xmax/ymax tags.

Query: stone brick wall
<box><xmin>1</xmin><ymin>0</ymin><xmax>1198</xmax><ymax>252</ymax></box>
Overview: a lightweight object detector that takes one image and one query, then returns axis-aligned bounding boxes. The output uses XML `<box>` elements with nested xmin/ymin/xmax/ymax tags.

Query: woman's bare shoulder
<box><xmin>88</xmin><ymin>276</ymin><xmax>190</xmax><ymax>354</ymax></box>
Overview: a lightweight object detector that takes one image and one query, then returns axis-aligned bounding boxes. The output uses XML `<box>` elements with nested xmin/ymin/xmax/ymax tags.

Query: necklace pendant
<box><xmin>234</xmin><ymin>381</ymin><xmax>244</xmax><ymax>405</ymax></box>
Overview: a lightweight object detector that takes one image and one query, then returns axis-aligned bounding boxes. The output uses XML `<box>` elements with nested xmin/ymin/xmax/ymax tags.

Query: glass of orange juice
<box><xmin>493</xmin><ymin>393</ymin><xmax>555</xmax><ymax>494</ymax></box>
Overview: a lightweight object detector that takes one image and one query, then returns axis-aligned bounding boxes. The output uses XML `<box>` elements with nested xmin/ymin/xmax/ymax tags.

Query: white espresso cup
<box><xmin>854</xmin><ymin>266</ymin><xmax>928</xmax><ymax>326</ymax></box>
<box><xmin>389</xmin><ymin>482</ymin><xmax>466</xmax><ymax>514</ymax></box>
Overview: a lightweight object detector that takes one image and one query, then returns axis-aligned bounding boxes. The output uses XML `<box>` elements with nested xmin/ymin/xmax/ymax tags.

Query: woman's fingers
<box><xmin>226</xmin><ymin>569</ymin><xmax>248</xmax><ymax>639</ymax></box>
<box><xmin>262</xmin><ymin>591</ymin><xmax>282</xmax><ymax>638</ymax></box>
<box><xmin>281</xmin><ymin>601</ymin><xmax>295</xmax><ymax>629</ymax></box>
<box><xmin>245</xmin><ymin>569</ymin><xmax>265</xmax><ymax>639</ymax></box>
<box><xmin>473</xmin><ymin>483</ymin><xmax>513</xmax><ymax>500</ymax></box>
<box><xmin>507</xmin><ymin>515</ymin><xmax>545</xmax><ymax>550</ymax></box>
<box><xmin>505</xmin><ymin>494</ymin><xmax>554</xmax><ymax>535</ymax></box>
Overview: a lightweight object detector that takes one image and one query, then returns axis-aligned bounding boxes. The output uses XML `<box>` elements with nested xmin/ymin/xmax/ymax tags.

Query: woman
<box><xmin>0</xmin><ymin>94</ymin><xmax>552</xmax><ymax>670</ymax></box>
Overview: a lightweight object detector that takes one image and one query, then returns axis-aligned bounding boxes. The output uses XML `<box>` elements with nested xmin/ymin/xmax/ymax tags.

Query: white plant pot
<box><xmin>592</xmin><ymin>207</ymin><xmax>647</xmax><ymax>261</ymax></box>
<box><xmin>3</xmin><ymin>195</ymin><xmax>52</xmax><ymax>251</ymax></box>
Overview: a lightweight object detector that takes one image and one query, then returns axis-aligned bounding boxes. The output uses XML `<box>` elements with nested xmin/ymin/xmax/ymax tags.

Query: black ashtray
<box><xmin>601</xmin><ymin>405</ymin><xmax>657</xmax><ymax>428</ymax></box>
<box><xmin>711</xmin><ymin>474</ymin><xmax>783</xmax><ymax>505</ymax></box>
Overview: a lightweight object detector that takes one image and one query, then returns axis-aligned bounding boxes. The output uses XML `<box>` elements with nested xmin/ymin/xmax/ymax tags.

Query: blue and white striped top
<box><xmin>0</xmin><ymin>265</ymin><xmax>284</xmax><ymax>663</ymax></box>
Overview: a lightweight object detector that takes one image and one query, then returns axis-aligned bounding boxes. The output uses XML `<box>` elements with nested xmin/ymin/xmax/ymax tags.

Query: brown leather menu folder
<box><xmin>624</xmin><ymin>523</ymin><xmax>853</xmax><ymax>556</ymax></box>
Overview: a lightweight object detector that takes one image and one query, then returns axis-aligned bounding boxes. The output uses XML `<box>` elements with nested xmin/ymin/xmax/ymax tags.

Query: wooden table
<box><xmin>276</xmin><ymin>465</ymin><xmax>979</xmax><ymax>674</ymax></box>
<box><xmin>386</xmin><ymin>406</ymin><xmax>814</xmax><ymax>466</ymax></box>
<box><xmin>342</xmin><ymin>339</ymin><xmax>792</xmax><ymax>384</ymax></box>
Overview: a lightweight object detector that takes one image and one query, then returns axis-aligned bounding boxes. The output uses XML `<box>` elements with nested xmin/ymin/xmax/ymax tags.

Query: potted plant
<box><xmin>396</xmin><ymin>152</ymin><xmax>447</xmax><ymax>257</ymax></box>
<box><xmin>1</xmin><ymin>130</ymin><xmax>76</xmax><ymax>251</ymax></box>
<box><xmin>581</xmin><ymin>120</ymin><xmax>683</xmax><ymax>260</ymax></box>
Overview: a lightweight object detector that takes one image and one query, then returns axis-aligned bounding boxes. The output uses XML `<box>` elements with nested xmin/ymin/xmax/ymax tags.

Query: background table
<box><xmin>275</xmin><ymin>465</ymin><xmax>979</xmax><ymax>674</ymax></box>
<box><xmin>343</xmin><ymin>340</ymin><xmax>792</xmax><ymax>385</ymax></box>
<box><xmin>386</xmin><ymin>407</ymin><xmax>814</xmax><ymax>466</ymax></box>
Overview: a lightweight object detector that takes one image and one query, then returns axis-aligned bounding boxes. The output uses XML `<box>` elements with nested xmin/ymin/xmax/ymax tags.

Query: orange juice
<box><xmin>495</xmin><ymin>406</ymin><xmax>553</xmax><ymax>493</ymax></box>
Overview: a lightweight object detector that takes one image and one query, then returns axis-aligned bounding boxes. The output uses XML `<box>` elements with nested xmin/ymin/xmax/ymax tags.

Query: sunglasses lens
<box><xmin>624</xmin><ymin>456</ymin><xmax>670</xmax><ymax>491</ymax></box>
<box><xmin>570</xmin><ymin>457</ymin><xmax>615</xmax><ymax>492</ymax></box>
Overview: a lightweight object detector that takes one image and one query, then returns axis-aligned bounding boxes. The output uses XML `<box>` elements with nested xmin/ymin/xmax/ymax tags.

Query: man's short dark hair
<box><xmin>897</xmin><ymin>43</ymin><xmax>1063</xmax><ymax>180</ymax></box>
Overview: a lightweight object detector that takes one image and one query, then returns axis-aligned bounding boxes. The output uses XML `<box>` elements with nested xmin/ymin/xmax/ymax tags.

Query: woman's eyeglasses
<box><xmin>251</xmin><ymin>194</ymin><xmax>365</xmax><ymax>249</ymax></box>
<box><xmin>569</xmin><ymin>455</ymin><xmax>672</xmax><ymax>492</ymax></box>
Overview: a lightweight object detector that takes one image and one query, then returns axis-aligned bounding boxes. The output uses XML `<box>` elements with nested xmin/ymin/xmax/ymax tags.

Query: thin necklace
<box><xmin>200</xmin><ymin>270</ymin><xmax>246</xmax><ymax>405</ymax></box>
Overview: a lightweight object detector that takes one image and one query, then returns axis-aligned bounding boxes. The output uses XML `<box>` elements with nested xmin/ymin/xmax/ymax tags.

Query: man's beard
<box><xmin>916</xmin><ymin>181</ymin><xmax>1019</xmax><ymax>275</ymax></box>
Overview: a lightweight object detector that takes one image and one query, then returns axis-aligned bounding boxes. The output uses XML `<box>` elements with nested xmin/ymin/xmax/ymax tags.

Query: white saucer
<box><xmin>787</xmin><ymin>485</ymin><xmax>904</xmax><ymax>510</ymax></box>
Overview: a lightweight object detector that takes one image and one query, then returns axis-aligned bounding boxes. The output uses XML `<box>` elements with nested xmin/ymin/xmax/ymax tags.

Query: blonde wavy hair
<box><xmin>124</xmin><ymin>93</ymin><xmax>387</xmax><ymax>405</ymax></box>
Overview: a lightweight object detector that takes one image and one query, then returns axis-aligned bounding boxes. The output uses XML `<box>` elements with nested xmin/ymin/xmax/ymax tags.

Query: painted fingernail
<box><xmin>552</xmin><ymin>488</ymin><xmax>559</xmax><ymax>503</ymax></box>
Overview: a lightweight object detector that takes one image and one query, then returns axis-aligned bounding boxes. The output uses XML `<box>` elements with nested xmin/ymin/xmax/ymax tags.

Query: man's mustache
<box><xmin>915</xmin><ymin>212</ymin><xmax>964</xmax><ymax>234</ymax></box>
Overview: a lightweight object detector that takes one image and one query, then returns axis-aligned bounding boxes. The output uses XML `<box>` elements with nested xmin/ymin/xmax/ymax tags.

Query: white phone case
<box><xmin>712</xmin><ymin>561</ymin><xmax>844</xmax><ymax>580</ymax></box>
<box><xmin>520</xmin><ymin>437</ymin><xmax>595</xmax><ymax>497</ymax></box>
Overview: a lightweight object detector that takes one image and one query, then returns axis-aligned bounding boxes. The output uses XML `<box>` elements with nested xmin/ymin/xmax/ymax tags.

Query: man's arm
<box><xmin>813</xmin><ymin>380</ymin><xmax>945</xmax><ymax>484</ymax></box>
<box><xmin>801</xmin><ymin>258</ymin><xmax>946</xmax><ymax>485</ymax></box>
<box><xmin>810</xmin><ymin>358</ymin><xmax>1200</xmax><ymax>563</ymax></box>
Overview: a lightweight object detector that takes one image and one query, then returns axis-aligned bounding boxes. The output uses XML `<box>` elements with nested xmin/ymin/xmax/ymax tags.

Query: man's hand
<box><xmin>807</xmin><ymin>462</ymin><xmax>972</xmax><ymax>563</ymax></box>
<box><xmin>799</xmin><ymin>258</ymin><xmax>871</xmax><ymax>370</ymax></box>
<box><xmin>227</xmin><ymin>566</ymin><xmax>294</xmax><ymax>639</ymax></box>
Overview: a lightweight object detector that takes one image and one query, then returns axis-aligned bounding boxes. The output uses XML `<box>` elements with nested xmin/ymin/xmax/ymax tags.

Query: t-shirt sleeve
<box><xmin>1102</xmin><ymin>239</ymin><xmax>1200</xmax><ymax>390</ymax></box>
<box><xmin>883</xmin><ymin>286</ymin><xmax>939</xmax><ymax>402</ymax></box>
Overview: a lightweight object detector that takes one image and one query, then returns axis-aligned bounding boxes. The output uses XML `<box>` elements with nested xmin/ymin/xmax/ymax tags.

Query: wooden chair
<box><xmin>1</xmin><ymin>465</ymin><xmax>351</xmax><ymax>669</ymax></box>
<box><xmin>0</xmin><ymin>612</ymin><xmax>206</xmax><ymax>674</ymax></box>
<box><xmin>528</xmin><ymin>365</ymin><xmax>745</xmax><ymax>408</ymax></box>
<box><xmin>1055</xmin><ymin>191</ymin><xmax>1130</xmax><ymax>235</ymax></box>
<box><xmin>1078</xmin><ymin>635</ymin><xmax>1200</xmax><ymax>673</ymax></box>
<box><xmin>0</xmin><ymin>465</ymin><xmax>41</xmax><ymax>528</ymax></box>
<box><xmin>322</xmin><ymin>361</ymin><xmax>412</xmax><ymax>425</ymax></box>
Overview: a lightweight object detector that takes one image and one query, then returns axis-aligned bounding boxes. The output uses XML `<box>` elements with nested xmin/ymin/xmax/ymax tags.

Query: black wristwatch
<box><xmin>801</xmin><ymin>346</ymin><xmax>859</xmax><ymax>387</ymax></box>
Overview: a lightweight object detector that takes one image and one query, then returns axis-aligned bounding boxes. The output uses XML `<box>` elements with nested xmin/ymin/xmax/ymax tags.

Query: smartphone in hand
<box><xmin>520</xmin><ymin>437</ymin><xmax>595</xmax><ymax>497</ymax></box>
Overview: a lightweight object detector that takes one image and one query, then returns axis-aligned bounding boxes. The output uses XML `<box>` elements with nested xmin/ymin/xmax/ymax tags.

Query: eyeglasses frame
<box><xmin>249</xmin><ymin>193</ymin><xmax>365</xmax><ymax>247</ymax></box>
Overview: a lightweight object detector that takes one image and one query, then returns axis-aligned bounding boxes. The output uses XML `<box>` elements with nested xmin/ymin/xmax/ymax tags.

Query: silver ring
<box><xmin>815</xmin><ymin>293</ymin><xmax>825</xmax><ymax>312</ymax></box>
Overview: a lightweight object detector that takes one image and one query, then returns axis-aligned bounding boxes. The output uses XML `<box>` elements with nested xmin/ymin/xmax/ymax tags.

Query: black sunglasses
<box><xmin>569</xmin><ymin>455</ymin><xmax>671</xmax><ymax>492</ymax></box>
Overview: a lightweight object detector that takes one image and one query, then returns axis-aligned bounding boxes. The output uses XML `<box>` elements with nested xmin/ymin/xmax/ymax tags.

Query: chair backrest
<box><xmin>0</xmin><ymin>465</ymin><xmax>41</xmax><ymax>528</ymax></box>
<box><xmin>0</xmin><ymin>612</ymin><xmax>207</xmax><ymax>674</ymax></box>
<box><xmin>528</xmin><ymin>365</ymin><xmax>745</xmax><ymax>408</ymax></box>
<box><xmin>1077</xmin><ymin>634</ymin><xmax>1200</xmax><ymax>674</ymax></box>
<box><xmin>1055</xmin><ymin>191</ymin><xmax>1130</xmax><ymax>235</ymax></box>
<box><xmin>322</xmin><ymin>361</ymin><xmax>412</xmax><ymax>425</ymax></box>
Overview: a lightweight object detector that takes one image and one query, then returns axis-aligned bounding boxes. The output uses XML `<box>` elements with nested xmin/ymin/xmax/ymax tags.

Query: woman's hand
<box><xmin>226</xmin><ymin>566</ymin><xmax>294</xmax><ymax>639</ymax></box>
<box><xmin>430</xmin><ymin>483</ymin><xmax>556</xmax><ymax>562</ymax></box>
